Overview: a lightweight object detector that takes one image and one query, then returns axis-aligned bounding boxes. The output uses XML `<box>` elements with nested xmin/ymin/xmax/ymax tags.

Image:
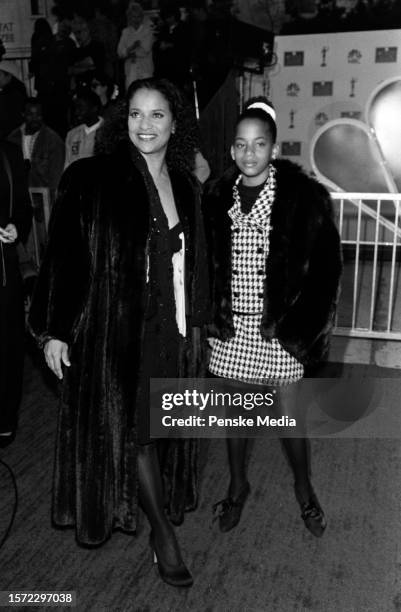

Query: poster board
<box><xmin>248</xmin><ymin>29</ymin><xmax>401</xmax><ymax>173</ymax></box>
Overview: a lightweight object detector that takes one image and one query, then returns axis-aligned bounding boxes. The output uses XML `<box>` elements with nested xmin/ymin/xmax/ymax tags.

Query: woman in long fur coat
<box><xmin>0</xmin><ymin>141</ymin><xmax>32</xmax><ymax>446</ymax></box>
<box><xmin>204</xmin><ymin>98</ymin><xmax>342</xmax><ymax>538</ymax></box>
<box><xmin>29</xmin><ymin>79</ymin><xmax>209</xmax><ymax>586</ymax></box>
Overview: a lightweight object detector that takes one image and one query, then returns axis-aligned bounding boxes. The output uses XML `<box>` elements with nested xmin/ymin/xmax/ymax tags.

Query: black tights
<box><xmin>226</xmin><ymin>385</ymin><xmax>312</xmax><ymax>502</ymax></box>
<box><xmin>226</xmin><ymin>436</ymin><xmax>312</xmax><ymax>501</ymax></box>
<box><xmin>280</xmin><ymin>437</ymin><xmax>311</xmax><ymax>500</ymax></box>
<box><xmin>226</xmin><ymin>438</ymin><xmax>248</xmax><ymax>497</ymax></box>
<box><xmin>137</xmin><ymin>442</ymin><xmax>182</xmax><ymax>563</ymax></box>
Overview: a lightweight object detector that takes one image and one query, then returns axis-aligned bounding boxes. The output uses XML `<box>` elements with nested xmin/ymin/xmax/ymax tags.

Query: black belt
<box><xmin>232</xmin><ymin>311</ymin><xmax>262</xmax><ymax>316</ymax></box>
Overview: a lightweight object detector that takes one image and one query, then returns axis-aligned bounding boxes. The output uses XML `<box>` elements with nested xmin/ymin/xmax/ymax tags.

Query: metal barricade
<box><xmin>332</xmin><ymin>192</ymin><xmax>401</xmax><ymax>340</ymax></box>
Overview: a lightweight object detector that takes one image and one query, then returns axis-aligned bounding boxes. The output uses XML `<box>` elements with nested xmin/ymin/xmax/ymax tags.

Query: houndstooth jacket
<box><xmin>203</xmin><ymin>158</ymin><xmax>343</xmax><ymax>367</ymax></box>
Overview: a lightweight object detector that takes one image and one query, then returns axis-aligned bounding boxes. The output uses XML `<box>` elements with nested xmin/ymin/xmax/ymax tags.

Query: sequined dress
<box><xmin>137</xmin><ymin>205</ymin><xmax>184</xmax><ymax>444</ymax></box>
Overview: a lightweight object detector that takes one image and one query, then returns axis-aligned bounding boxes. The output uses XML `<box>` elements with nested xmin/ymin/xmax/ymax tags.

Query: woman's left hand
<box><xmin>0</xmin><ymin>224</ymin><xmax>18</xmax><ymax>244</ymax></box>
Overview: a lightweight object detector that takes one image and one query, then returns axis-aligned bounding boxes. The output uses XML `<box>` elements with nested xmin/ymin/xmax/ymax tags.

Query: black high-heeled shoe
<box><xmin>149</xmin><ymin>530</ymin><xmax>193</xmax><ymax>587</ymax></box>
<box><xmin>294</xmin><ymin>485</ymin><xmax>327</xmax><ymax>538</ymax></box>
<box><xmin>212</xmin><ymin>481</ymin><xmax>250</xmax><ymax>533</ymax></box>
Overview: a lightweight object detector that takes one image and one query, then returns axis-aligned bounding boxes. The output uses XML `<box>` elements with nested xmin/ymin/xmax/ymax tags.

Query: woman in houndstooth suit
<box><xmin>203</xmin><ymin>97</ymin><xmax>342</xmax><ymax>537</ymax></box>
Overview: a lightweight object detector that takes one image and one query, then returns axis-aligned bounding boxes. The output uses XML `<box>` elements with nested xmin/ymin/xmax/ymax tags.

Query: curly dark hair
<box><xmin>95</xmin><ymin>78</ymin><xmax>199</xmax><ymax>174</ymax></box>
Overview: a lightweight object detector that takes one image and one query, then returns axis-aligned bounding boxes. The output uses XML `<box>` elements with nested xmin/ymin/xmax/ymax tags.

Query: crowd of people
<box><xmin>0</xmin><ymin>0</ymin><xmax>244</xmax><ymax>228</ymax></box>
<box><xmin>283</xmin><ymin>0</ymin><xmax>401</xmax><ymax>34</ymax></box>
<box><xmin>2</xmin><ymin>0</ymin><xmax>392</xmax><ymax>191</ymax></box>
<box><xmin>0</xmin><ymin>0</ymin><xmax>240</xmax><ymax>143</ymax></box>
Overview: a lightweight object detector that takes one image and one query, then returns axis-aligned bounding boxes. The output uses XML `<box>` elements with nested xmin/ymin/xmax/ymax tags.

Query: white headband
<box><xmin>247</xmin><ymin>102</ymin><xmax>276</xmax><ymax>122</ymax></box>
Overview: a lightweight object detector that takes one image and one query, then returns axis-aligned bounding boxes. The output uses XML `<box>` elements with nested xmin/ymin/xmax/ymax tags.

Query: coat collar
<box><xmin>109</xmin><ymin>141</ymin><xmax>197</xmax><ymax>255</ymax></box>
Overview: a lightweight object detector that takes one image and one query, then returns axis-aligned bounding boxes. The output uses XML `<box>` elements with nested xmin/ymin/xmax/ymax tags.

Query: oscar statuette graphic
<box><xmin>350</xmin><ymin>78</ymin><xmax>357</xmax><ymax>98</ymax></box>
<box><xmin>321</xmin><ymin>46</ymin><xmax>329</xmax><ymax>67</ymax></box>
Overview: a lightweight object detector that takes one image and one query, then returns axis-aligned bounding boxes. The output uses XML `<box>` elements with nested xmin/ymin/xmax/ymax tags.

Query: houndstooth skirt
<box><xmin>208</xmin><ymin>313</ymin><xmax>304</xmax><ymax>386</ymax></box>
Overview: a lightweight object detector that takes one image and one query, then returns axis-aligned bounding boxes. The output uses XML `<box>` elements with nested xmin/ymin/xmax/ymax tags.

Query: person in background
<box><xmin>117</xmin><ymin>2</ymin><xmax>154</xmax><ymax>91</ymax></box>
<box><xmin>29</xmin><ymin>19</ymin><xmax>56</xmax><ymax>115</ymax></box>
<box><xmin>70</xmin><ymin>17</ymin><xmax>105</xmax><ymax>91</ymax></box>
<box><xmin>48</xmin><ymin>18</ymin><xmax>77</xmax><ymax>138</ymax></box>
<box><xmin>202</xmin><ymin>0</ymin><xmax>236</xmax><ymax>103</ymax></box>
<box><xmin>187</xmin><ymin>0</ymin><xmax>209</xmax><ymax>107</ymax></box>
<box><xmin>88</xmin><ymin>0</ymin><xmax>119</xmax><ymax>81</ymax></box>
<box><xmin>0</xmin><ymin>60</ymin><xmax>27</xmax><ymax>139</ymax></box>
<box><xmin>90</xmin><ymin>71</ymin><xmax>116</xmax><ymax>118</ymax></box>
<box><xmin>50</xmin><ymin>4</ymin><xmax>74</xmax><ymax>36</ymax></box>
<box><xmin>28</xmin><ymin>78</ymin><xmax>209</xmax><ymax>586</ymax></box>
<box><xmin>0</xmin><ymin>140</ymin><xmax>32</xmax><ymax>447</ymax></box>
<box><xmin>153</xmin><ymin>6</ymin><xmax>191</xmax><ymax>90</ymax></box>
<box><xmin>30</xmin><ymin>17</ymin><xmax>74</xmax><ymax>136</ymax></box>
<box><xmin>8</xmin><ymin>98</ymin><xmax>65</xmax><ymax>202</ymax></box>
<box><xmin>8</xmin><ymin>97</ymin><xmax>64</xmax><ymax>289</ymax></box>
<box><xmin>64</xmin><ymin>90</ymin><xmax>103</xmax><ymax>169</ymax></box>
<box><xmin>204</xmin><ymin>97</ymin><xmax>342</xmax><ymax>537</ymax></box>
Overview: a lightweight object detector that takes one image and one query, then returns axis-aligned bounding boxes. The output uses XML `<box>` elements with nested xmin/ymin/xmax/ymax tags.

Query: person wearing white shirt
<box><xmin>117</xmin><ymin>2</ymin><xmax>154</xmax><ymax>90</ymax></box>
<box><xmin>65</xmin><ymin>90</ymin><xmax>104</xmax><ymax>169</ymax></box>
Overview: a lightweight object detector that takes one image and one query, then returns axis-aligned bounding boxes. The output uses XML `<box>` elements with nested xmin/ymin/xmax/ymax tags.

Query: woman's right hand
<box><xmin>44</xmin><ymin>339</ymin><xmax>71</xmax><ymax>380</ymax></box>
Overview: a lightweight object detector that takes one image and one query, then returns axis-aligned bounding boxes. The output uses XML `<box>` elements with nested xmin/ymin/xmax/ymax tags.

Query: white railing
<box><xmin>332</xmin><ymin>192</ymin><xmax>401</xmax><ymax>340</ymax></box>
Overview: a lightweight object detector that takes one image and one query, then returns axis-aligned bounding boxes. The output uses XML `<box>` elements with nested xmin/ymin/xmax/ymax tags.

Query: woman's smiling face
<box><xmin>128</xmin><ymin>88</ymin><xmax>175</xmax><ymax>157</ymax></box>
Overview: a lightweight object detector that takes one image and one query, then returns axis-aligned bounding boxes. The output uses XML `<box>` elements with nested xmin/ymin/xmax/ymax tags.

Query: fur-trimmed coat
<box><xmin>29</xmin><ymin>142</ymin><xmax>209</xmax><ymax>546</ymax></box>
<box><xmin>203</xmin><ymin>159</ymin><xmax>342</xmax><ymax>367</ymax></box>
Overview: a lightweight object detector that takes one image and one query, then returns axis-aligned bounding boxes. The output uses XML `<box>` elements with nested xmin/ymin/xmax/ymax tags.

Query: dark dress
<box><xmin>138</xmin><ymin>220</ymin><xmax>184</xmax><ymax>444</ymax></box>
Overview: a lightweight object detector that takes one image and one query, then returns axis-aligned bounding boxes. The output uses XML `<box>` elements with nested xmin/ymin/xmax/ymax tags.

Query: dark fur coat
<box><xmin>0</xmin><ymin>141</ymin><xmax>31</xmax><ymax>433</ymax></box>
<box><xmin>29</xmin><ymin>142</ymin><xmax>209</xmax><ymax>546</ymax></box>
<box><xmin>203</xmin><ymin>159</ymin><xmax>342</xmax><ymax>367</ymax></box>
